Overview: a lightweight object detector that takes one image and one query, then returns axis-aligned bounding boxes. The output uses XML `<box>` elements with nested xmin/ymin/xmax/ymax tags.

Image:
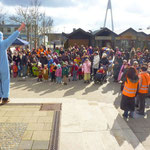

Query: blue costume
<box><xmin>0</xmin><ymin>31</ymin><xmax>20</xmax><ymax>99</ymax></box>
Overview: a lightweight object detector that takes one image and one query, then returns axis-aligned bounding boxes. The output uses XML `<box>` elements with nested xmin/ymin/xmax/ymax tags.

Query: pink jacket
<box><xmin>55</xmin><ymin>68</ymin><xmax>62</xmax><ymax>77</ymax></box>
<box><xmin>82</xmin><ymin>61</ymin><xmax>91</xmax><ymax>73</ymax></box>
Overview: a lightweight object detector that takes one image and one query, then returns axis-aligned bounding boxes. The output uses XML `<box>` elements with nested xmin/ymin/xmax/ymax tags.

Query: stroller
<box><xmin>94</xmin><ymin>65</ymin><xmax>107</xmax><ymax>84</ymax></box>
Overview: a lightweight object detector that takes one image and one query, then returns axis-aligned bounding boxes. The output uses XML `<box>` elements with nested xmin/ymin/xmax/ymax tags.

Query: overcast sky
<box><xmin>0</xmin><ymin>0</ymin><xmax>150</xmax><ymax>33</ymax></box>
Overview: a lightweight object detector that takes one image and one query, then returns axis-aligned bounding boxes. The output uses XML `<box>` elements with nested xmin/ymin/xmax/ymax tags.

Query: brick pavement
<box><xmin>0</xmin><ymin>104</ymin><xmax>54</xmax><ymax>150</ymax></box>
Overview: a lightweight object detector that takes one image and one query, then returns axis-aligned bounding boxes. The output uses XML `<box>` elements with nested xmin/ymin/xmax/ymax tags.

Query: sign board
<box><xmin>95</xmin><ymin>36</ymin><xmax>112</xmax><ymax>40</ymax></box>
<box><xmin>116</xmin><ymin>35</ymin><xmax>136</xmax><ymax>40</ymax></box>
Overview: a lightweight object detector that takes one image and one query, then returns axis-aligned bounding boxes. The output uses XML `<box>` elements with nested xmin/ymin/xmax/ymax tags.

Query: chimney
<box><xmin>73</xmin><ymin>28</ymin><xmax>76</xmax><ymax>32</ymax></box>
<box><xmin>2</xmin><ymin>21</ymin><xmax>4</xmax><ymax>25</ymax></box>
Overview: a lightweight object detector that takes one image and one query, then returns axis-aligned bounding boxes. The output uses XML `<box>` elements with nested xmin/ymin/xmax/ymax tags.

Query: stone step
<box><xmin>99</xmin><ymin>103</ymin><xmax>145</xmax><ymax>150</ymax></box>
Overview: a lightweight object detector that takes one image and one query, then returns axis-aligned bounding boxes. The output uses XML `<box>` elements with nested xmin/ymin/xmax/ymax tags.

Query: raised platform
<box><xmin>0</xmin><ymin>98</ymin><xmax>146</xmax><ymax>150</ymax></box>
<box><xmin>0</xmin><ymin>103</ymin><xmax>61</xmax><ymax>150</ymax></box>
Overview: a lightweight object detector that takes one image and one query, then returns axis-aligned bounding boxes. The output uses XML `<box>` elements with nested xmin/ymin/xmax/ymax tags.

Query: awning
<box><xmin>12</xmin><ymin>38</ymin><xmax>29</xmax><ymax>46</ymax></box>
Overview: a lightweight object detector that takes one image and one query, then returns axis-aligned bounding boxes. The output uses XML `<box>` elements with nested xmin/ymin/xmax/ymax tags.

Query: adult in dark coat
<box><xmin>40</xmin><ymin>53</ymin><xmax>48</xmax><ymax>68</ymax></box>
<box><xmin>120</xmin><ymin>67</ymin><xmax>139</xmax><ymax>118</ymax></box>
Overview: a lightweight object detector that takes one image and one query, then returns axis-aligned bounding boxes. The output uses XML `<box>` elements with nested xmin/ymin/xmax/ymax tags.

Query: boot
<box><xmin>2</xmin><ymin>98</ymin><xmax>10</xmax><ymax>104</ymax></box>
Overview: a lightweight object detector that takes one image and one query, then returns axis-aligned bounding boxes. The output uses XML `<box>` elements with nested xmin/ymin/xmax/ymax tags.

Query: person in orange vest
<box><xmin>136</xmin><ymin>64</ymin><xmax>150</xmax><ymax>115</ymax></box>
<box><xmin>120</xmin><ymin>67</ymin><xmax>139</xmax><ymax>118</ymax></box>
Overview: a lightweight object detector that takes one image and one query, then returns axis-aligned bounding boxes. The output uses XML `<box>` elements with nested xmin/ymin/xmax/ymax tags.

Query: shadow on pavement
<box><xmin>82</xmin><ymin>83</ymin><xmax>100</xmax><ymax>95</ymax></box>
<box><xmin>101</xmin><ymin>78</ymin><xmax>120</xmax><ymax>95</ymax></box>
<box><xmin>110</xmin><ymin>114</ymin><xmax>143</xmax><ymax>149</ymax></box>
<box><xmin>113</xmin><ymin>89</ymin><xmax>150</xmax><ymax>149</ymax></box>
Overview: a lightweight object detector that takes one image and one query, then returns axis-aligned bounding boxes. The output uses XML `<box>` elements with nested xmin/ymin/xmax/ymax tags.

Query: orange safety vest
<box><xmin>138</xmin><ymin>73</ymin><xmax>150</xmax><ymax>94</ymax></box>
<box><xmin>122</xmin><ymin>78</ymin><xmax>139</xmax><ymax>97</ymax></box>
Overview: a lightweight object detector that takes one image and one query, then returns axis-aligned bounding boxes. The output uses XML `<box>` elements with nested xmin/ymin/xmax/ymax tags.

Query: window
<box><xmin>0</xmin><ymin>28</ymin><xmax>3</xmax><ymax>32</ymax></box>
<box><xmin>7</xmin><ymin>28</ymin><xmax>11</xmax><ymax>33</ymax></box>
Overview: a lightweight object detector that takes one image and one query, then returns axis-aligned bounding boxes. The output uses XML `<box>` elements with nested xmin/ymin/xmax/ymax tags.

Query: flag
<box><xmin>107</xmin><ymin>0</ymin><xmax>112</xmax><ymax>9</ymax></box>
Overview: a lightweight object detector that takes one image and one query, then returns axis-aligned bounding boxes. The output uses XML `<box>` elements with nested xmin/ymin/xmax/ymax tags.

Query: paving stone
<box><xmin>37</xmin><ymin>116</ymin><xmax>53</xmax><ymax>123</ymax></box>
<box><xmin>32</xmin><ymin>140</ymin><xmax>49</xmax><ymax>150</ymax></box>
<box><xmin>6</xmin><ymin>117</ymin><xmax>24</xmax><ymax>123</ymax></box>
<box><xmin>4</xmin><ymin>111</ymin><xmax>21</xmax><ymax>117</ymax></box>
<box><xmin>19</xmin><ymin>111</ymin><xmax>34</xmax><ymax>117</ymax></box>
<box><xmin>59</xmin><ymin>132</ymin><xmax>85</xmax><ymax>150</ymax></box>
<box><xmin>22</xmin><ymin>117</ymin><xmax>38</xmax><ymax>123</ymax></box>
<box><xmin>0</xmin><ymin>111</ymin><xmax>7</xmax><ymax>117</ymax></box>
<box><xmin>27</xmin><ymin>123</ymin><xmax>44</xmax><ymax>131</ymax></box>
<box><xmin>0</xmin><ymin>117</ymin><xmax>8</xmax><ymax>122</ymax></box>
<box><xmin>18</xmin><ymin>140</ymin><xmax>33</xmax><ymax>149</ymax></box>
<box><xmin>43</xmin><ymin>123</ymin><xmax>53</xmax><ymax>131</ymax></box>
<box><xmin>22</xmin><ymin>131</ymin><xmax>33</xmax><ymax>140</ymax></box>
<box><xmin>47</xmin><ymin>111</ymin><xmax>54</xmax><ymax>117</ymax></box>
<box><xmin>33</xmin><ymin>111</ymin><xmax>48</xmax><ymax>117</ymax></box>
<box><xmin>32</xmin><ymin>131</ymin><xmax>51</xmax><ymax>141</ymax></box>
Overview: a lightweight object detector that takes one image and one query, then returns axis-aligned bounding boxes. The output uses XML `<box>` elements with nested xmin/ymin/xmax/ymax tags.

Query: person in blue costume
<box><xmin>0</xmin><ymin>23</ymin><xmax>25</xmax><ymax>104</ymax></box>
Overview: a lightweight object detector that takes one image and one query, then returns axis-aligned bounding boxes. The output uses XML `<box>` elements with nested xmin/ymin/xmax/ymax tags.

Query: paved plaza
<box><xmin>0</xmin><ymin>104</ymin><xmax>54</xmax><ymax>150</ymax></box>
<box><xmin>0</xmin><ymin>78</ymin><xmax>149</xmax><ymax>149</ymax></box>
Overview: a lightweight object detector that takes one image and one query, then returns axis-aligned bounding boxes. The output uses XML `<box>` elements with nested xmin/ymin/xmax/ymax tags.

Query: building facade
<box><xmin>63</xmin><ymin>27</ymin><xmax>150</xmax><ymax>50</ymax></box>
<box><xmin>63</xmin><ymin>28</ymin><xmax>92</xmax><ymax>48</ymax></box>
<box><xmin>0</xmin><ymin>24</ymin><xmax>27</xmax><ymax>40</ymax></box>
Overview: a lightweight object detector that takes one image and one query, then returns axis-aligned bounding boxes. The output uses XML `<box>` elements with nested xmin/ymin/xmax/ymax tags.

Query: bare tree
<box><xmin>29</xmin><ymin>0</ymin><xmax>43</xmax><ymax>49</ymax></box>
<box><xmin>9</xmin><ymin>0</ymin><xmax>53</xmax><ymax>49</ymax></box>
<box><xmin>9</xmin><ymin>6</ymin><xmax>32</xmax><ymax>41</ymax></box>
<box><xmin>39</xmin><ymin>12</ymin><xmax>53</xmax><ymax>45</ymax></box>
<box><xmin>0</xmin><ymin>7</ymin><xmax>6</xmax><ymax>24</ymax></box>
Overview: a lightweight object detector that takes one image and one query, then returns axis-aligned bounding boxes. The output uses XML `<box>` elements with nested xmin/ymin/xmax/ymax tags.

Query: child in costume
<box><xmin>78</xmin><ymin>64</ymin><xmax>83</xmax><ymax>80</ymax></box>
<box><xmin>94</xmin><ymin>66</ymin><xmax>106</xmax><ymax>83</ymax></box>
<box><xmin>17</xmin><ymin>62</ymin><xmax>21</xmax><ymax>77</ymax></box>
<box><xmin>32</xmin><ymin>63</ymin><xmax>38</xmax><ymax>77</ymax></box>
<box><xmin>12</xmin><ymin>61</ymin><xmax>18</xmax><ymax>78</ymax></box>
<box><xmin>82</xmin><ymin>58</ymin><xmax>91</xmax><ymax>83</ymax></box>
<box><xmin>37</xmin><ymin>63</ymin><xmax>43</xmax><ymax>82</ymax></box>
<box><xmin>50</xmin><ymin>63</ymin><xmax>57</xmax><ymax>82</ymax></box>
<box><xmin>43</xmin><ymin>65</ymin><xmax>49</xmax><ymax>81</ymax></box>
<box><xmin>71</xmin><ymin>62</ymin><xmax>78</xmax><ymax>81</ymax></box>
<box><xmin>97</xmin><ymin>67</ymin><xmax>105</xmax><ymax>74</ymax></box>
<box><xmin>55</xmin><ymin>64</ymin><xmax>62</xmax><ymax>84</ymax></box>
<box><xmin>62</xmin><ymin>63</ymin><xmax>69</xmax><ymax>85</ymax></box>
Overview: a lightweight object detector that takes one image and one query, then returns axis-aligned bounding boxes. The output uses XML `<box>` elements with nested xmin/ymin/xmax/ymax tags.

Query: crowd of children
<box><xmin>8</xmin><ymin>46</ymin><xmax>150</xmax><ymax>87</ymax></box>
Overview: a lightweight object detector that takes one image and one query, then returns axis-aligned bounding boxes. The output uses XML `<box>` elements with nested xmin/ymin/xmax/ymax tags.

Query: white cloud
<box><xmin>1</xmin><ymin>0</ymin><xmax>150</xmax><ymax>34</ymax></box>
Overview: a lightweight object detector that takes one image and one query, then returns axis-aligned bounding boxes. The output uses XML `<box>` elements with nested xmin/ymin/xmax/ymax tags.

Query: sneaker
<box><xmin>129</xmin><ymin>113</ymin><xmax>134</xmax><ymax>118</ymax></box>
<box><xmin>122</xmin><ymin>114</ymin><xmax>128</xmax><ymax>118</ymax></box>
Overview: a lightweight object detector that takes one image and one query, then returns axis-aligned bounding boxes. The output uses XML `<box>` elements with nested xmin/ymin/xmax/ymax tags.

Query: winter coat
<box><xmin>82</xmin><ymin>60</ymin><xmax>91</xmax><ymax>74</ymax></box>
<box><xmin>62</xmin><ymin>67</ymin><xmax>69</xmax><ymax>76</ymax></box>
<box><xmin>48</xmin><ymin>59</ymin><xmax>53</xmax><ymax>69</ymax></box>
<box><xmin>72</xmin><ymin>65</ymin><xmax>78</xmax><ymax>72</ymax></box>
<box><xmin>55</xmin><ymin>68</ymin><xmax>62</xmax><ymax>77</ymax></box>
<box><xmin>93</xmin><ymin>55</ymin><xmax>100</xmax><ymax>69</ymax></box>
<box><xmin>40</xmin><ymin>56</ymin><xmax>48</xmax><ymax>68</ymax></box>
<box><xmin>21</xmin><ymin>55</ymin><xmax>28</xmax><ymax>66</ymax></box>
<box><xmin>100</xmin><ymin>57</ymin><xmax>109</xmax><ymax>66</ymax></box>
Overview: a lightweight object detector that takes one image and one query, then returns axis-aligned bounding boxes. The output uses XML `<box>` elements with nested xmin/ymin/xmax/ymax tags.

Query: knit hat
<box><xmin>57</xmin><ymin>64</ymin><xmax>61</xmax><ymax>69</ymax></box>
